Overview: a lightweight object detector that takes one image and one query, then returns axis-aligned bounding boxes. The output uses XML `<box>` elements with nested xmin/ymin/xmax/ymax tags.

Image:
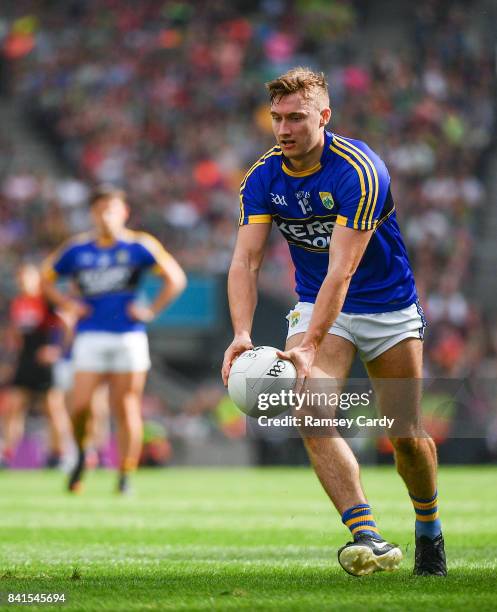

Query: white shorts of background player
<box><xmin>72</xmin><ymin>331</ymin><xmax>151</xmax><ymax>373</ymax></box>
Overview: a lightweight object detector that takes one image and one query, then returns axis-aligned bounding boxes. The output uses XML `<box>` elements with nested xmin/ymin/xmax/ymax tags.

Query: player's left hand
<box><xmin>128</xmin><ymin>303</ymin><xmax>156</xmax><ymax>323</ymax></box>
<box><xmin>277</xmin><ymin>345</ymin><xmax>316</xmax><ymax>393</ymax></box>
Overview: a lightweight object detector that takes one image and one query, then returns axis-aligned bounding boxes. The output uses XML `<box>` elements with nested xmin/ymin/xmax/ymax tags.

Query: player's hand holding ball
<box><xmin>222</xmin><ymin>332</ymin><xmax>254</xmax><ymax>386</ymax></box>
<box><xmin>227</xmin><ymin>346</ymin><xmax>297</xmax><ymax>417</ymax></box>
<box><xmin>277</xmin><ymin>344</ymin><xmax>316</xmax><ymax>393</ymax></box>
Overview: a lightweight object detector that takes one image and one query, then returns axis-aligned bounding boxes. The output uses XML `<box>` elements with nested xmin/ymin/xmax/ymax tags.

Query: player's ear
<box><xmin>320</xmin><ymin>107</ymin><xmax>331</xmax><ymax>127</ymax></box>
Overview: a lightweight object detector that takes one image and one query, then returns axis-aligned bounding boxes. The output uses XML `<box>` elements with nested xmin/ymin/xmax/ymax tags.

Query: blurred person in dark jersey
<box><xmin>1</xmin><ymin>263</ymin><xmax>71</xmax><ymax>467</ymax></box>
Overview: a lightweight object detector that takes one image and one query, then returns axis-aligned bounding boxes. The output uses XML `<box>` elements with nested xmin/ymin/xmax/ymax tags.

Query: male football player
<box><xmin>42</xmin><ymin>186</ymin><xmax>186</xmax><ymax>493</ymax></box>
<box><xmin>222</xmin><ymin>68</ymin><xmax>446</xmax><ymax>576</ymax></box>
<box><xmin>2</xmin><ymin>263</ymin><xmax>70</xmax><ymax>468</ymax></box>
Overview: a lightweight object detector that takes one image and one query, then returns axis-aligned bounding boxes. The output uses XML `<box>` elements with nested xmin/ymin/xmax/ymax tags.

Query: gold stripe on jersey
<box><xmin>125</xmin><ymin>230</ymin><xmax>172</xmax><ymax>268</ymax></box>
<box><xmin>334</xmin><ymin>214</ymin><xmax>350</xmax><ymax>227</ymax></box>
<box><xmin>331</xmin><ymin>138</ymin><xmax>374</xmax><ymax>230</ymax></box>
<box><xmin>273</xmin><ymin>213</ymin><xmax>337</xmax><ymax>222</ymax></box>
<box><xmin>335</xmin><ymin>213</ymin><xmax>377</xmax><ymax>230</ymax></box>
<box><xmin>247</xmin><ymin>214</ymin><xmax>272</xmax><ymax>224</ymax></box>
<box><xmin>329</xmin><ymin>143</ymin><xmax>368</xmax><ymax>229</ymax></box>
<box><xmin>333</xmin><ymin>135</ymin><xmax>380</xmax><ymax>229</ymax></box>
<box><xmin>40</xmin><ymin>263</ymin><xmax>57</xmax><ymax>282</ymax></box>
<box><xmin>240</xmin><ymin>146</ymin><xmax>278</xmax><ymax>191</ymax></box>
<box><xmin>239</xmin><ymin>194</ymin><xmax>245</xmax><ymax>226</ymax></box>
<box><xmin>239</xmin><ymin>147</ymin><xmax>281</xmax><ymax>225</ymax></box>
<box><xmin>281</xmin><ymin>160</ymin><xmax>322</xmax><ymax>177</ymax></box>
<box><xmin>374</xmin><ymin>206</ymin><xmax>396</xmax><ymax>232</ymax></box>
<box><xmin>41</xmin><ymin>231</ymin><xmax>93</xmax><ymax>280</ymax></box>
<box><xmin>240</xmin><ymin>146</ymin><xmax>282</xmax><ymax>193</ymax></box>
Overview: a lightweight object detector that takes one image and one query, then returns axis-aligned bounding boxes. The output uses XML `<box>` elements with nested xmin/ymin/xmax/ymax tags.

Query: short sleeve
<box><xmin>41</xmin><ymin>244</ymin><xmax>76</xmax><ymax>280</ymax></box>
<box><xmin>135</xmin><ymin>232</ymin><xmax>172</xmax><ymax>270</ymax></box>
<box><xmin>334</xmin><ymin>141</ymin><xmax>390</xmax><ymax>231</ymax></box>
<box><xmin>238</xmin><ymin>165</ymin><xmax>272</xmax><ymax>226</ymax></box>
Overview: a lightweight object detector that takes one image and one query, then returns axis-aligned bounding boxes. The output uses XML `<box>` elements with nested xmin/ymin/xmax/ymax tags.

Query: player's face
<box><xmin>91</xmin><ymin>196</ymin><xmax>129</xmax><ymax>237</ymax></box>
<box><xmin>17</xmin><ymin>264</ymin><xmax>41</xmax><ymax>296</ymax></box>
<box><xmin>270</xmin><ymin>92</ymin><xmax>327</xmax><ymax>161</ymax></box>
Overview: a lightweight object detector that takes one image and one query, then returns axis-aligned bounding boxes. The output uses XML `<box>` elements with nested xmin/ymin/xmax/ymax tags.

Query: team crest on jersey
<box><xmin>116</xmin><ymin>249</ymin><xmax>130</xmax><ymax>264</ymax></box>
<box><xmin>97</xmin><ymin>253</ymin><xmax>112</xmax><ymax>267</ymax></box>
<box><xmin>77</xmin><ymin>251</ymin><xmax>95</xmax><ymax>266</ymax></box>
<box><xmin>319</xmin><ymin>192</ymin><xmax>335</xmax><ymax>210</ymax></box>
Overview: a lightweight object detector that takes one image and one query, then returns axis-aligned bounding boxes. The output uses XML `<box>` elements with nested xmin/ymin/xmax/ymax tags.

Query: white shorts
<box><xmin>286</xmin><ymin>302</ymin><xmax>426</xmax><ymax>363</ymax></box>
<box><xmin>72</xmin><ymin>331</ymin><xmax>151</xmax><ymax>373</ymax></box>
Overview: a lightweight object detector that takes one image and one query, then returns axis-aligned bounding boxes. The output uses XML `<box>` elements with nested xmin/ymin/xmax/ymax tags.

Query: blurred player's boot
<box><xmin>67</xmin><ymin>449</ymin><xmax>86</xmax><ymax>493</ymax></box>
<box><xmin>414</xmin><ymin>533</ymin><xmax>447</xmax><ymax>576</ymax></box>
<box><xmin>338</xmin><ymin>533</ymin><xmax>402</xmax><ymax>577</ymax></box>
<box><xmin>117</xmin><ymin>473</ymin><xmax>132</xmax><ymax>495</ymax></box>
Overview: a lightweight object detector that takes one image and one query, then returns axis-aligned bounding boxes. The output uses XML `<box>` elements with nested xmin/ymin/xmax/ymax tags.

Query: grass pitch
<box><xmin>0</xmin><ymin>466</ymin><xmax>496</xmax><ymax>611</ymax></box>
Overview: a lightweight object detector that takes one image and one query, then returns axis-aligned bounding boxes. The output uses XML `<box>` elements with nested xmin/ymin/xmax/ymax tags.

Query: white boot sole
<box><xmin>338</xmin><ymin>545</ymin><xmax>403</xmax><ymax>577</ymax></box>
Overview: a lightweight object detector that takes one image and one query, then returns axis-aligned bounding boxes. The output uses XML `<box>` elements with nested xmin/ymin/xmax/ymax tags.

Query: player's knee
<box><xmin>71</xmin><ymin>396</ymin><xmax>91</xmax><ymax>413</ymax></box>
<box><xmin>120</xmin><ymin>392</ymin><xmax>140</xmax><ymax>411</ymax></box>
<box><xmin>71</xmin><ymin>390</ymin><xmax>94</xmax><ymax>414</ymax></box>
<box><xmin>118</xmin><ymin>394</ymin><xmax>142</xmax><ymax>428</ymax></box>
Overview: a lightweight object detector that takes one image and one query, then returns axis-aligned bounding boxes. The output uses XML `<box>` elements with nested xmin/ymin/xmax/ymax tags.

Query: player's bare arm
<box><xmin>222</xmin><ymin>222</ymin><xmax>272</xmax><ymax>385</ymax></box>
<box><xmin>128</xmin><ymin>253</ymin><xmax>187</xmax><ymax>323</ymax></box>
<box><xmin>40</xmin><ymin>263</ymin><xmax>90</xmax><ymax>320</ymax></box>
<box><xmin>278</xmin><ymin>224</ymin><xmax>373</xmax><ymax>380</ymax></box>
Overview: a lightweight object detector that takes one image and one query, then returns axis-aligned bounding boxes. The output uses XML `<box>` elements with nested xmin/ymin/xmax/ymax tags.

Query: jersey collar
<box><xmin>281</xmin><ymin>131</ymin><xmax>333</xmax><ymax>177</ymax></box>
<box><xmin>92</xmin><ymin>231</ymin><xmax>125</xmax><ymax>248</ymax></box>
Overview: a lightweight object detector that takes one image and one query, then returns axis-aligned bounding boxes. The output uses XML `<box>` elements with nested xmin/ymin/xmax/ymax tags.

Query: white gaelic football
<box><xmin>228</xmin><ymin>346</ymin><xmax>297</xmax><ymax>415</ymax></box>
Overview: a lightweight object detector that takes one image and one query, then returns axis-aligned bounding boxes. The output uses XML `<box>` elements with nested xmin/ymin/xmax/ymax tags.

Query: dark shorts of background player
<box><xmin>11</xmin><ymin>360</ymin><xmax>53</xmax><ymax>393</ymax></box>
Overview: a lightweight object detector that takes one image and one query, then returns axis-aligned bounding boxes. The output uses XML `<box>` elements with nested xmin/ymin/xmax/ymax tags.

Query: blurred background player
<box><xmin>1</xmin><ymin>263</ymin><xmax>71</xmax><ymax>468</ymax></box>
<box><xmin>41</xmin><ymin>186</ymin><xmax>187</xmax><ymax>493</ymax></box>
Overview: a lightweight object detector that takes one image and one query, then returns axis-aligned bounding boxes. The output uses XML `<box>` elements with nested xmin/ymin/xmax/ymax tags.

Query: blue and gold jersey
<box><xmin>43</xmin><ymin>230</ymin><xmax>171</xmax><ymax>333</ymax></box>
<box><xmin>239</xmin><ymin>131</ymin><xmax>417</xmax><ymax>313</ymax></box>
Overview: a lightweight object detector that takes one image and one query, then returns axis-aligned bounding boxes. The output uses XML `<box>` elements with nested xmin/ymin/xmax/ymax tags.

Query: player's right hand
<box><xmin>222</xmin><ymin>333</ymin><xmax>253</xmax><ymax>387</ymax></box>
<box><xmin>61</xmin><ymin>299</ymin><xmax>91</xmax><ymax>320</ymax></box>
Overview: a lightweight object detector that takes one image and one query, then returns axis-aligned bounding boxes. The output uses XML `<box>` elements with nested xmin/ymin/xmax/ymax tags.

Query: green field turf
<box><xmin>0</xmin><ymin>466</ymin><xmax>496</xmax><ymax>611</ymax></box>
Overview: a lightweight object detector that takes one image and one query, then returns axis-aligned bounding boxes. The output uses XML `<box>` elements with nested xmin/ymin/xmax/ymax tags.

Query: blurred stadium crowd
<box><xmin>0</xmin><ymin>0</ymin><xmax>496</xmax><ymax>456</ymax></box>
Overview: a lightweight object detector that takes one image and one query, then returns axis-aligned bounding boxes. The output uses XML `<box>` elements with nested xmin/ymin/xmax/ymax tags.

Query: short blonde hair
<box><xmin>265</xmin><ymin>67</ymin><xmax>329</xmax><ymax>109</ymax></box>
